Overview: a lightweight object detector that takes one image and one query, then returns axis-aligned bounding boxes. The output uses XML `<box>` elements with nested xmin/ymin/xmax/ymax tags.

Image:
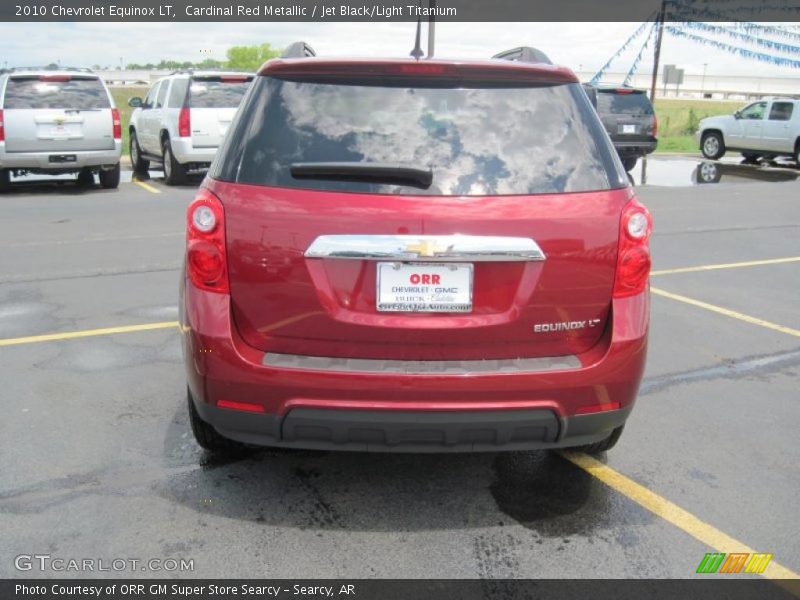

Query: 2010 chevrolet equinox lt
<box><xmin>180</xmin><ymin>43</ymin><xmax>652</xmax><ymax>454</ymax></box>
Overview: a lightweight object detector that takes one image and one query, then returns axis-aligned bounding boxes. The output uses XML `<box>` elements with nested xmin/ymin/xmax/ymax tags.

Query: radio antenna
<box><xmin>409</xmin><ymin>1</ymin><xmax>424</xmax><ymax>59</ymax></box>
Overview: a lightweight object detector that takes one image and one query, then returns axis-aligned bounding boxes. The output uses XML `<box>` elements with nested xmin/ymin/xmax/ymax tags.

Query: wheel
<box><xmin>99</xmin><ymin>163</ymin><xmax>121</xmax><ymax>189</ymax></box>
<box><xmin>701</xmin><ymin>131</ymin><xmax>725</xmax><ymax>160</ymax></box>
<box><xmin>76</xmin><ymin>168</ymin><xmax>94</xmax><ymax>187</ymax></box>
<box><xmin>187</xmin><ymin>389</ymin><xmax>246</xmax><ymax>454</ymax></box>
<box><xmin>0</xmin><ymin>169</ymin><xmax>10</xmax><ymax>192</ymax></box>
<box><xmin>129</xmin><ymin>130</ymin><xmax>150</xmax><ymax>173</ymax></box>
<box><xmin>162</xmin><ymin>138</ymin><xmax>187</xmax><ymax>186</ymax></box>
<box><xmin>696</xmin><ymin>161</ymin><xmax>721</xmax><ymax>184</ymax></box>
<box><xmin>795</xmin><ymin>143</ymin><xmax>800</xmax><ymax>169</ymax></box>
<box><xmin>572</xmin><ymin>425</ymin><xmax>624</xmax><ymax>454</ymax></box>
<box><xmin>621</xmin><ymin>156</ymin><xmax>638</xmax><ymax>172</ymax></box>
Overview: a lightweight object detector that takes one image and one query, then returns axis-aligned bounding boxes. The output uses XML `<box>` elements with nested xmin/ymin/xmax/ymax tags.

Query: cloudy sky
<box><xmin>1</xmin><ymin>21</ymin><xmax>799</xmax><ymax>79</ymax></box>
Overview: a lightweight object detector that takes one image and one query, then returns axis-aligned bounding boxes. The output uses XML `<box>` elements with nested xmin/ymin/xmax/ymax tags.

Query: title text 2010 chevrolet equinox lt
<box><xmin>180</xmin><ymin>44</ymin><xmax>653</xmax><ymax>455</ymax></box>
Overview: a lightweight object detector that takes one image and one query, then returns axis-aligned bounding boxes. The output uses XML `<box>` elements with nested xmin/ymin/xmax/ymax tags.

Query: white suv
<box><xmin>0</xmin><ymin>68</ymin><xmax>122</xmax><ymax>191</ymax></box>
<box><xmin>127</xmin><ymin>71</ymin><xmax>253</xmax><ymax>185</ymax></box>
<box><xmin>697</xmin><ymin>97</ymin><xmax>800</xmax><ymax>164</ymax></box>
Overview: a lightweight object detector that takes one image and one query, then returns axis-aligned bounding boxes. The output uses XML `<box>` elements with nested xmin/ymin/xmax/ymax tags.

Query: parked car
<box><xmin>0</xmin><ymin>67</ymin><xmax>122</xmax><ymax>191</ymax></box>
<box><xmin>584</xmin><ymin>84</ymin><xmax>658</xmax><ymax>172</ymax></box>
<box><xmin>180</xmin><ymin>43</ymin><xmax>653</xmax><ymax>455</ymax></box>
<box><xmin>127</xmin><ymin>70</ymin><xmax>254</xmax><ymax>185</ymax></box>
<box><xmin>697</xmin><ymin>98</ymin><xmax>800</xmax><ymax>164</ymax></box>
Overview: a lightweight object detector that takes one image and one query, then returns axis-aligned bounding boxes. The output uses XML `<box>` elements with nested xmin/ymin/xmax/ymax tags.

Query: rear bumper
<box><xmin>170</xmin><ymin>137</ymin><xmax>216</xmax><ymax>165</ymax></box>
<box><xmin>181</xmin><ymin>279</ymin><xmax>649</xmax><ymax>453</ymax></box>
<box><xmin>0</xmin><ymin>142</ymin><xmax>122</xmax><ymax>170</ymax></box>
<box><xmin>613</xmin><ymin>140</ymin><xmax>657</xmax><ymax>157</ymax></box>
<box><xmin>193</xmin><ymin>401</ymin><xmax>633</xmax><ymax>453</ymax></box>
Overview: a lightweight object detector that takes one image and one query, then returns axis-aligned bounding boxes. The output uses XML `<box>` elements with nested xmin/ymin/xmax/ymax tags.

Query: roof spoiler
<box><xmin>492</xmin><ymin>47</ymin><xmax>552</xmax><ymax>66</ymax></box>
<box><xmin>282</xmin><ymin>42</ymin><xmax>316</xmax><ymax>59</ymax></box>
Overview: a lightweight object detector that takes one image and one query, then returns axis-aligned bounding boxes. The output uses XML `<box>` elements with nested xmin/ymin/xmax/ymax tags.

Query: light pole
<box><xmin>701</xmin><ymin>63</ymin><xmax>708</xmax><ymax>94</ymax></box>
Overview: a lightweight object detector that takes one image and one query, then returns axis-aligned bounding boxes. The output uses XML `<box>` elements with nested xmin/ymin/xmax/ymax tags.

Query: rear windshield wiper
<box><xmin>290</xmin><ymin>162</ymin><xmax>433</xmax><ymax>189</ymax></box>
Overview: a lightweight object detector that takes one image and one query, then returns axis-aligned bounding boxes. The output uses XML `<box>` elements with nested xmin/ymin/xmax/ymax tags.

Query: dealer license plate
<box><xmin>376</xmin><ymin>262</ymin><xmax>473</xmax><ymax>313</ymax></box>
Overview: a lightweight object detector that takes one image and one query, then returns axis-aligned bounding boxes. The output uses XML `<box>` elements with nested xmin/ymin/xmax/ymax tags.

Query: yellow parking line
<box><xmin>132</xmin><ymin>179</ymin><xmax>161</xmax><ymax>194</ymax></box>
<box><xmin>651</xmin><ymin>287</ymin><xmax>800</xmax><ymax>338</ymax></box>
<box><xmin>562</xmin><ymin>451</ymin><xmax>800</xmax><ymax>581</ymax></box>
<box><xmin>652</xmin><ymin>256</ymin><xmax>800</xmax><ymax>276</ymax></box>
<box><xmin>0</xmin><ymin>321</ymin><xmax>179</xmax><ymax>347</ymax></box>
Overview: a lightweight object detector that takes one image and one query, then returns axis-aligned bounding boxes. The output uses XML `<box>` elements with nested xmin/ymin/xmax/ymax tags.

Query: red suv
<box><xmin>180</xmin><ymin>43</ymin><xmax>652</xmax><ymax>455</ymax></box>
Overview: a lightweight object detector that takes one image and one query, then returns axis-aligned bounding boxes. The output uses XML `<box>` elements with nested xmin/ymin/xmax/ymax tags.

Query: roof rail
<box><xmin>2</xmin><ymin>66</ymin><xmax>94</xmax><ymax>74</ymax></box>
<box><xmin>492</xmin><ymin>47</ymin><xmax>552</xmax><ymax>66</ymax></box>
<box><xmin>282</xmin><ymin>41</ymin><xmax>316</xmax><ymax>59</ymax></box>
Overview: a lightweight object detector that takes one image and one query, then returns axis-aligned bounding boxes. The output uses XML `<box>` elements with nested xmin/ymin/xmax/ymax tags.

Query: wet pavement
<box><xmin>630</xmin><ymin>155</ymin><xmax>798</xmax><ymax>187</ymax></box>
<box><xmin>0</xmin><ymin>157</ymin><xmax>798</xmax><ymax>579</ymax></box>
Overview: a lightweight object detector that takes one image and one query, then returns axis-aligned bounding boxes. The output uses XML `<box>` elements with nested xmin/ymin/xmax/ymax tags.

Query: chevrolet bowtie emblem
<box><xmin>404</xmin><ymin>239</ymin><xmax>450</xmax><ymax>257</ymax></box>
<box><xmin>53</xmin><ymin>117</ymin><xmax>65</xmax><ymax>125</ymax></box>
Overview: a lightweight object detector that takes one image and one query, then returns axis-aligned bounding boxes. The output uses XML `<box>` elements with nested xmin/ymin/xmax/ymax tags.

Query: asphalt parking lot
<box><xmin>1</xmin><ymin>156</ymin><xmax>799</xmax><ymax>582</ymax></box>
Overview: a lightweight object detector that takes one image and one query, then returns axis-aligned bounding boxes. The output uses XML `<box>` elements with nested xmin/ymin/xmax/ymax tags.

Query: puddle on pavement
<box><xmin>629</xmin><ymin>156</ymin><xmax>799</xmax><ymax>187</ymax></box>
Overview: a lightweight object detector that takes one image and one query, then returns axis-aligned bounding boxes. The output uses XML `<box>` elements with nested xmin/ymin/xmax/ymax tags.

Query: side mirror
<box><xmin>128</xmin><ymin>97</ymin><xmax>143</xmax><ymax>108</ymax></box>
<box><xmin>733</xmin><ymin>110</ymin><xmax>741</xmax><ymax>119</ymax></box>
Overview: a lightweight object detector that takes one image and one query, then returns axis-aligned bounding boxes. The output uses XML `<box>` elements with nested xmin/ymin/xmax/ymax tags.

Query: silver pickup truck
<box><xmin>697</xmin><ymin>98</ymin><xmax>800</xmax><ymax>165</ymax></box>
<box><xmin>0</xmin><ymin>68</ymin><xmax>122</xmax><ymax>191</ymax></box>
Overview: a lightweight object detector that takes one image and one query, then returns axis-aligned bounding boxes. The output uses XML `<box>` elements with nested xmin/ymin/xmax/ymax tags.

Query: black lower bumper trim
<box><xmin>192</xmin><ymin>398</ymin><xmax>634</xmax><ymax>454</ymax></box>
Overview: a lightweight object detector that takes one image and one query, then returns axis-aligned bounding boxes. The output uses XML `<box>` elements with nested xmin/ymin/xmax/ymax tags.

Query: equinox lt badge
<box><xmin>534</xmin><ymin>319</ymin><xmax>602</xmax><ymax>333</ymax></box>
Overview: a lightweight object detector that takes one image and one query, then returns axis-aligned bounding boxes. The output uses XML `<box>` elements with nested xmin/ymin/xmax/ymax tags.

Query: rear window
<box><xmin>597</xmin><ymin>91</ymin><xmax>653</xmax><ymax>116</ymax></box>
<box><xmin>215</xmin><ymin>78</ymin><xmax>625</xmax><ymax>195</ymax></box>
<box><xmin>3</xmin><ymin>76</ymin><xmax>110</xmax><ymax>110</ymax></box>
<box><xmin>188</xmin><ymin>77</ymin><xmax>251</xmax><ymax>108</ymax></box>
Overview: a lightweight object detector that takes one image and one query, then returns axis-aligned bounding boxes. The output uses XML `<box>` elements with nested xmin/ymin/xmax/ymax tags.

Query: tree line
<box><xmin>119</xmin><ymin>43</ymin><xmax>281</xmax><ymax>72</ymax></box>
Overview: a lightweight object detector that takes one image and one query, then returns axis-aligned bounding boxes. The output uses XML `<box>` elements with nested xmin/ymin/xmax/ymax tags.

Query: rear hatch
<box><xmin>212</xmin><ymin>62</ymin><xmax>628</xmax><ymax>361</ymax></box>
<box><xmin>596</xmin><ymin>88</ymin><xmax>656</xmax><ymax>142</ymax></box>
<box><xmin>2</xmin><ymin>74</ymin><xmax>114</xmax><ymax>152</ymax></box>
<box><xmin>187</xmin><ymin>74</ymin><xmax>252</xmax><ymax>148</ymax></box>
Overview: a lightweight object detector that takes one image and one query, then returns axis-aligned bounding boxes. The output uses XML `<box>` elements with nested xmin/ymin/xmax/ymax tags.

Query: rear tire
<box><xmin>162</xmin><ymin>138</ymin><xmax>187</xmax><ymax>186</ymax></box>
<box><xmin>0</xmin><ymin>169</ymin><xmax>10</xmax><ymax>192</ymax></box>
<box><xmin>76</xmin><ymin>168</ymin><xmax>94</xmax><ymax>187</ymax></box>
<box><xmin>187</xmin><ymin>389</ymin><xmax>246</xmax><ymax>454</ymax></box>
<box><xmin>99</xmin><ymin>164</ymin><xmax>121</xmax><ymax>189</ymax></box>
<box><xmin>701</xmin><ymin>132</ymin><xmax>725</xmax><ymax>160</ymax></box>
<box><xmin>130</xmin><ymin>131</ymin><xmax>150</xmax><ymax>173</ymax></box>
<box><xmin>795</xmin><ymin>142</ymin><xmax>800</xmax><ymax>169</ymax></box>
<box><xmin>572</xmin><ymin>425</ymin><xmax>624</xmax><ymax>454</ymax></box>
<box><xmin>621</xmin><ymin>156</ymin><xmax>638</xmax><ymax>172</ymax></box>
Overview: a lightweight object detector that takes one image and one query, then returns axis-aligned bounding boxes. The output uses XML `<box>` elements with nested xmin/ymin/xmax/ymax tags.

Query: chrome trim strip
<box><xmin>304</xmin><ymin>235</ymin><xmax>546</xmax><ymax>262</ymax></box>
<box><xmin>263</xmin><ymin>353</ymin><xmax>579</xmax><ymax>374</ymax></box>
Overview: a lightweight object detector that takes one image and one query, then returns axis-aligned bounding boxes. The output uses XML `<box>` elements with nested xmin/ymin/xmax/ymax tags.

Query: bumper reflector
<box><xmin>217</xmin><ymin>399</ymin><xmax>266</xmax><ymax>413</ymax></box>
<box><xmin>575</xmin><ymin>401</ymin><xmax>621</xmax><ymax>415</ymax></box>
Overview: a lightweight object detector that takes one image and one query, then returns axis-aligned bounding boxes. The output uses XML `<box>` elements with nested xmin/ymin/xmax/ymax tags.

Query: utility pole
<box><xmin>701</xmin><ymin>62</ymin><xmax>708</xmax><ymax>93</ymax></box>
<box><xmin>649</xmin><ymin>0</ymin><xmax>666</xmax><ymax>103</ymax></box>
<box><xmin>427</xmin><ymin>0</ymin><xmax>436</xmax><ymax>57</ymax></box>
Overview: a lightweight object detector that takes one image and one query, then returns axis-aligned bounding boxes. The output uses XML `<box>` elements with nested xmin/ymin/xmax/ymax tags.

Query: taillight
<box><xmin>186</xmin><ymin>189</ymin><xmax>229</xmax><ymax>294</ymax></box>
<box><xmin>613</xmin><ymin>198</ymin><xmax>653</xmax><ymax>298</ymax></box>
<box><xmin>111</xmin><ymin>108</ymin><xmax>121</xmax><ymax>140</ymax></box>
<box><xmin>652</xmin><ymin>113</ymin><xmax>658</xmax><ymax>138</ymax></box>
<box><xmin>0</xmin><ymin>109</ymin><xmax>4</xmax><ymax>143</ymax></box>
<box><xmin>178</xmin><ymin>107</ymin><xmax>191</xmax><ymax>138</ymax></box>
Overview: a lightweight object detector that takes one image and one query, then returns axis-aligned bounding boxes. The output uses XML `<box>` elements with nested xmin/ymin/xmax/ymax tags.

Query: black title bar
<box><xmin>4</xmin><ymin>579</ymin><xmax>800</xmax><ymax>600</ymax></box>
<box><xmin>2</xmin><ymin>0</ymin><xmax>800</xmax><ymax>22</ymax></box>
